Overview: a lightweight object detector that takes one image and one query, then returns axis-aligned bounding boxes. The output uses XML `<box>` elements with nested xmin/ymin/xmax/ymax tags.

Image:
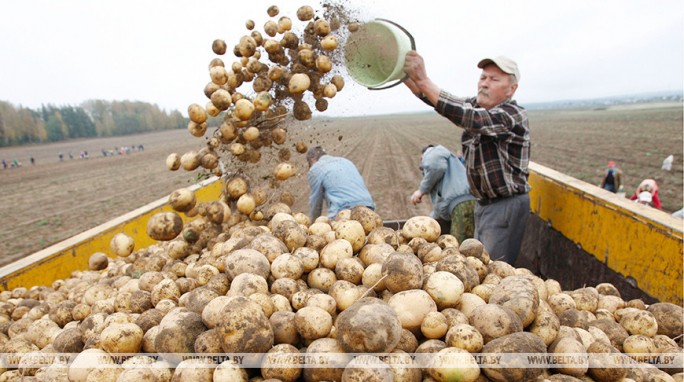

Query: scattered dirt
<box><xmin>0</xmin><ymin>104</ymin><xmax>681</xmax><ymax>267</ymax></box>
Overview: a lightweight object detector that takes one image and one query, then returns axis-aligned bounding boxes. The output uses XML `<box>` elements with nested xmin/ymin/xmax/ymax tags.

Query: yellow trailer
<box><xmin>1</xmin><ymin>162</ymin><xmax>682</xmax><ymax>305</ymax></box>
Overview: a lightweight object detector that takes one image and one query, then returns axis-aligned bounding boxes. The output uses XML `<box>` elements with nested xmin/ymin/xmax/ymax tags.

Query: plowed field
<box><xmin>1</xmin><ymin>104</ymin><xmax>681</xmax><ymax>266</ymax></box>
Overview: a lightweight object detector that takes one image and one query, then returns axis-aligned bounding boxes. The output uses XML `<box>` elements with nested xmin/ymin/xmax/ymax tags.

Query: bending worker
<box><xmin>306</xmin><ymin>146</ymin><xmax>375</xmax><ymax>221</ymax></box>
<box><xmin>403</xmin><ymin>52</ymin><xmax>530</xmax><ymax>265</ymax></box>
<box><xmin>411</xmin><ymin>144</ymin><xmax>476</xmax><ymax>243</ymax></box>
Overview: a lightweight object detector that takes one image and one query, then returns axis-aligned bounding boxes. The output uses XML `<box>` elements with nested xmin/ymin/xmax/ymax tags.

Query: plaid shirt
<box><xmin>432</xmin><ymin>91</ymin><xmax>531</xmax><ymax>200</ymax></box>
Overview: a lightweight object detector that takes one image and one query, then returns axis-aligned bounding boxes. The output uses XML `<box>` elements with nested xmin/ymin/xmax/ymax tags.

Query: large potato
<box><xmin>381</xmin><ymin>252</ymin><xmax>423</xmax><ymax>293</ymax></box>
<box><xmin>341</xmin><ymin>355</ymin><xmax>394</xmax><ymax>382</ymax></box>
<box><xmin>427</xmin><ymin>347</ymin><xmax>481</xmax><ymax>382</ymax></box>
<box><xmin>154</xmin><ymin>307</ymin><xmax>207</xmax><ymax>357</ymax></box>
<box><xmin>223</xmin><ymin>248</ymin><xmax>270</xmax><ymax>280</ymax></box>
<box><xmin>388</xmin><ymin>289</ymin><xmax>437</xmax><ymax>332</ymax></box>
<box><xmin>336</xmin><ymin>297</ymin><xmax>402</xmax><ymax>353</ymax></box>
<box><xmin>146</xmin><ymin>212</ymin><xmax>183</xmax><ymax>241</ymax></box>
<box><xmin>401</xmin><ymin>216</ymin><xmax>441</xmax><ymax>242</ymax></box>
<box><xmin>548</xmin><ymin>336</ymin><xmax>589</xmax><ymax>377</ymax></box>
<box><xmin>423</xmin><ymin>271</ymin><xmax>464</xmax><ymax>310</ymax></box>
<box><xmin>647</xmin><ymin>302</ymin><xmax>684</xmax><ymax>338</ymax></box>
<box><xmin>303</xmin><ymin>338</ymin><xmax>352</xmax><ymax>382</ymax></box>
<box><xmin>350</xmin><ymin>206</ymin><xmax>383</xmax><ymax>234</ymax></box>
<box><xmin>334</xmin><ymin>219</ymin><xmax>366</xmax><ymax>253</ymax></box>
<box><xmin>216</xmin><ymin>296</ymin><xmax>273</xmax><ymax>353</ymax></box>
<box><xmin>489</xmin><ymin>275</ymin><xmax>539</xmax><ymax>327</ymax></box>
<box><xmin>480</xmin><ymin>332</ymin><xmax>547</xmax><ymax>382</ymax></box>
<box><xmin>469</xmin><ymin>303</ymin><xmax>524</xmax><ymax>344</ymax></box>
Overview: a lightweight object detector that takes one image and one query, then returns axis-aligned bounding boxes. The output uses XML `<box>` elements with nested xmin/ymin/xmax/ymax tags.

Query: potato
<box><xmin>427</xmin><ymin>347</ymin><xmax>481</xmax><ymax>382</ymax></box>
<box><xmin>217</xmin><ymin>296</ymin><xmax>273</xmax><ymax>353</ymax></box>
<box><xmin>110</xmin><ymin>232</ymin><xmax>134</xmax><ymax>257</ymax></box>
<box><xmin>296</xmin><ymin>5</ymin><xmax>314</xmax><ymax>21</ymax></box>
<box><xmin>421</xmin><ymin>311</ymin><xmax>449</xmax><ymax>339</ymax></box>
<box><xmin>303</xmin><ymin>338</ymin><xmax>352</xmax><ymax>382</ymax></box>
<box><xmin>388</xmin><ymin>289</ymin><xmax>437</xmax><ymax>332</ymax></box>
<box><xmin>570</xmin><ymin>287</ymin><xmax>600</xmax><ymax>312</ymax></box>
<box><xmin>587</xmin><ymin>340</ymin><xmax>628</xmax><ymax>381</ymax></box>
<box><xmin>456</xmin><ymin>292</ymin><xmax>487</xmax><ymax>318</ymax></box>
<box><xmin>271</xmin><ymin>254</ymin><xmax>304</xmax><ymax>280</ymax></box>
<box><xmin>648</xmin><ymin>302</ymin><xmax>684</xmax><ymax>338</ymax></box>
<box><xmin>166</xmin><ymin>153</ymin><xmax>181</xmax><ymax>171</ymax></box>
<box><xmin>68</xmin><ymin>349</ymin><xmax>113</xmax><ymax>382</ymax></box>
<box><xmin>435</xmin><ymin>255</ymin><xmax>479</xmax><ymax>292</ymax></box>
<box><xmin>335</xmin><ymin>257</ymin><xmax>364</xmax><ymax>284</ymax></box>
<box><xmin>445</xmin><ymin>323</ymin><xmax>484</xmax><ymax>353</ymax></box>
<box><xmin>320</xmin><ymin>238</ymin><xmax>353</xmax><ymax>269</ymax></box>
<box><xmin>260</xmin><ymin>343</ymin><xmax>302</xmax><ymax>382</ymax></box>
<box><xmin>294</xmin><ymin>306</ymin><xmax>332</xmax><ymax>340</ymax></box>
<box><xmin>335</xmin><ymin>297</ymin><xmax>402</xmax><ymax>353</ymax></box>
<box><xmin>423</xmin><ymin>271</ymin><xmax>464</xmax><ymax>309</ymax></box>
<box><xmin>549</xmin><ymin>336</ymin><xmax>589</xmax><ymax>377</ymax></box>
<box><xmin>489</xmin><ymin>275</ymin><xmax>539</xmax><ymax>327</ymax></box>
<box><xmin>272</xmin><ymin>219</ymin><xmax>306</xmax><ymax>251</ymax></box>
<box><xmin>100</xmin><ymin>322</ymin><xmax>143</xmax><ymax>353</ymax></box>
<box><xmin>288</xmin><ymin>73</ymin><xmax>310</xmax><ymax>94</ymax></box>
<box><xmin>469</xmin><ymin>303</ymin><xmax>524</xmax><ymax>344</ymax></box>
<box><xmin>619</xmin><ymin>309</ymin><xmax>659</xmax><ymax>337</ymax></box>
<box><xmin>329</xmin><ymin>280</ymin><xmax>361</xmax><ymax>311</ymax></box>
<box><xmin>401</xmin><ymin>216</ymin><xmax>441</xmax><ymax>242</ymax></box>
<box><xmin>382</xmin><ymin>252</ymin><xmax>423</xmax><ymax>293</ymax></box>
<box><xmin>528</xmin><ymin>300</ymin><xmax>560</xmax><ymax>346</ymax></box>
<box><xmin>228</xmin><ymin>273</ymin><xmax>268</xmax><ymax>298</ymax></box>
<box><xmin>589</xmin><ymin>318</ymin><xmax>629</xmax><ymax>351</ymax></box>
<box><xmin>88</xmin><ymin>252</ymin><xmax>108</xmax><ymax>271</ymax></box>
<box><xmin>333</xmin><ymin>219</ymin><xmax>366</xmax><ymax>253</ymax></box>
<box><xmin>146</xmin><ymin>212</ymin><xmax>183</xmax><ymax>241</ymax></box>
<box><xmin>214</xmin><ymin>360</ymin><xmax>249</xmax><ymax>381</ymax></box>
<box><xmin>342</xmin><ymin>355</ymin><xmax>394</xmax><ymax>381</ymax></box>
<box><xmin>154</xmin><ymin>307</ymin><xmax>206</xmax><ymax>357</ymax></box>
<box><xmin>188</xmin><ymin>103</ymin><xmax>208</xmax><ymax>124</ymax></box>
<box><xmin>224</xmin><ymin>248</ymin><xmax>270</xmax><ymax>280</ymax></box>
<box><xmin>307</xmin><ymin>267</ymin><xmax>337</xmax><ymax>293</ymax></box>
<box><xmin>480</xmin><ymin>332</ymin><xmax>547</xmax><ymax>382</ymax></box>
<box><xmin>358</xmin><ymin>243</ymin><xmax>395</xmax><ymax>265</ymax></box>
<box><xmin>548</xmin><ymin>292</ymin><xmax>577</xmax><ymax>316</ymax></box>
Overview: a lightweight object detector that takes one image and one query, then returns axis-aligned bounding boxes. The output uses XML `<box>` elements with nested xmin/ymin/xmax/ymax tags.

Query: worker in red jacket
<box><xmin>629</xmin><ymin>179</ymin><xmax>662</xmax><ymax>209</ymax></box>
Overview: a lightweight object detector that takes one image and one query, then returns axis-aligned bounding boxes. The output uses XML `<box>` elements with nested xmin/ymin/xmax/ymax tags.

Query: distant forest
<box><xmin>0</xmin><ymin>100</ymin><xmax>187</xmax><ymax>147</ymax></box>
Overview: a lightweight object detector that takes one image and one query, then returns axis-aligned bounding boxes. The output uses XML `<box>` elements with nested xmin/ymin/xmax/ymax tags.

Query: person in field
<box><xmin>629</xmin><ymin>178</ymin><xmax>661</xmax><ymax>209</ymax></box>
<box><xmin>403</xmin><ymin>52</ymin><xmax>530</xmax><ymax>265</ymax></box>
<box><xmin>411</xmin><ymin>144</ymin><xmax>476</xmax><ymax>243</ymax></box>
<box><xmin>600</xmin><ymin>160</ymin><xmax>623</xmax><ymax>193</ymax></box>
<box><xmin>306</xmin><ymin>146</ymin><xmax>376</xmax><ymax>221</ymax></box>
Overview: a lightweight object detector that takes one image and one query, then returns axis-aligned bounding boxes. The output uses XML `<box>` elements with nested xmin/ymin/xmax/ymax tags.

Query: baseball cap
<box><xmin>477</xmin><ymin>56</ymin><xmax>520</xmax><ymax>82</ymax></box>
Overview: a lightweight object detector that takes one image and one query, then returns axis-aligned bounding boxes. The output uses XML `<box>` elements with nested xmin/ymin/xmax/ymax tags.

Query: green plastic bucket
<box><xmin>344</xmin><ymin>19</ymin><xmax>415</xmax><ymax>90</ymax></box>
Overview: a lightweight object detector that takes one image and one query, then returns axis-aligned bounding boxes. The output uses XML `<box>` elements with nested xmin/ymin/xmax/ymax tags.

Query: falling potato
<box><xmin>288</xmin><ymin>73</ymin><xmax>310</xmax><ymax>94</ymax></box>
<box><xmin>296</xmin><ymin>5</ymin><xmax>314</xmax><ymax>21</ymax></box>
<box><xmin>274</xmin><ymin>162</ymin><xmax>296</xmax><ymax>181</ymax></box>
<box><xmin>187</xmin><ymin>104</ymin><xmax>207</xmax><ymax>124</ymax></box>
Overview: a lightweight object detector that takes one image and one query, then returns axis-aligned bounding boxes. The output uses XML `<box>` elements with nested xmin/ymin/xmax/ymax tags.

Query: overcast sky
<box><xmin>1</xmin><ymin>0</ymin><xmax>682</xmax><ymax>117</ymax></box>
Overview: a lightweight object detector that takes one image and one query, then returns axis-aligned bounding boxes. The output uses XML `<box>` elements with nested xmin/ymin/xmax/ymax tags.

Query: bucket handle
<box><xmin>368</xmin><ymin>18</ymin><xmax>416</xmax><ymax>91</ymax></box>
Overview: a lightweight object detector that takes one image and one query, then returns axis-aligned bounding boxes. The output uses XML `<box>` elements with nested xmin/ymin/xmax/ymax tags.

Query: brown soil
<box><xmin>1</xmin><ymin>104</ymin><xmax>681</xmax><ymax>267</ymax></box>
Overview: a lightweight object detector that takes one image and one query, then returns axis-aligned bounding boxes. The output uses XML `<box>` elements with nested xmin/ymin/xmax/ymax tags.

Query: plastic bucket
<box><xmin>344</xmin><ymin>19</ymin><xmax>415</xmax><ymax>90</ymax></box>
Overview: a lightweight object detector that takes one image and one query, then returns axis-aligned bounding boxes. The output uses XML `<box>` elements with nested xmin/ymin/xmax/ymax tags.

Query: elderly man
<box><xmin>306</xmin><ymin>146</ymin><xmax>376</xmax><ymax>221</ymax></box>
<box><xmin>403</xmin><ymin>52</ymin><xmax>530</xmax><ymax>265</ymax></box>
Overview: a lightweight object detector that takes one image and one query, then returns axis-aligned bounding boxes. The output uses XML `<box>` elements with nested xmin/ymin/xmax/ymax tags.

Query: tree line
<box><xmin>0</xmin><ymin>100</ymin><xmax>187</xmax><ymax>147</ymax></box>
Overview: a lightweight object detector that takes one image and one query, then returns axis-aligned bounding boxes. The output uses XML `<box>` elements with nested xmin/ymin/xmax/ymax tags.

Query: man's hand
<box><xmin>410</xmin><ymin>190</ymin><xmax>423</xmax><ymax>205</ymax></box>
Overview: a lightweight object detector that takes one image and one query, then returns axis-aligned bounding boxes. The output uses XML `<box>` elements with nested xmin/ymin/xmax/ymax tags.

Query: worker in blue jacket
<box><xmin>411</xmin><ymin>144</ymin><xmax>476</xmax><ymax>243</ymax></box>
<box><xmin>306</xmin><ymin>146</ymin><xmax>375</xmax><ymax>221</ymax></box>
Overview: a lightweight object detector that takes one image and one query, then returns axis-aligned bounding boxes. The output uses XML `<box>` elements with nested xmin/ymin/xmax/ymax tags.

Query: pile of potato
<box><xmin>165</xmin><ymin>3</ymin><xmax>360</xmax><ymax>211</ymax></box>
<box><xmin>0</xmin><ymin>204</ymin><xmax>682</xmax><ymax>381</ymax></box>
